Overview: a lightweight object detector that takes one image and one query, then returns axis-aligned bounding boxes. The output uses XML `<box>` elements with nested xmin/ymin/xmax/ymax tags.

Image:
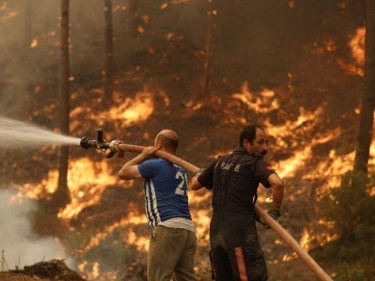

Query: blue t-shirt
<box><xmin>138</xmin><ymin>158</ymin><xmax>192</xmax><ymax>228</ymax></box>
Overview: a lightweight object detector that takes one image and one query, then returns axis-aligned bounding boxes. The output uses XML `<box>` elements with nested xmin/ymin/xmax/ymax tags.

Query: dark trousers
<box><xmin>210</xmin><ymin>213</ymin><xmax>268</xmax><ymax>281</ymax></box>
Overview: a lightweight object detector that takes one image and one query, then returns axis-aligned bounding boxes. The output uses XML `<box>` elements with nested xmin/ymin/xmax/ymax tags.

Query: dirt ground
<box><xmin>0</xmin><ymin>260</ymin><xmax>86</xmax><ymax>281</ymax></box>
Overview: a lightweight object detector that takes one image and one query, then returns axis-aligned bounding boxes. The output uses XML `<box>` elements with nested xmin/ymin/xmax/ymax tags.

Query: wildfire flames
<box><xmin>3</xmin><ymin>6</ymin><xmax>372</xmax><ymax>280</ymax></box>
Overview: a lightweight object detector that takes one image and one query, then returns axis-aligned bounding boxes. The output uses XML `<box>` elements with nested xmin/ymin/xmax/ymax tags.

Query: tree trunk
<box><xmin>202</xmin><ymin>0</ymin><xmax>213</xmax><ymax>97</ymax></box>
<box><xmin>354</xmin><ymin>0</ymin><xmax>375</xmax><ymax>174</ymax></box>
<box><xmin>23</xmin><ymin>0</ymin><xmax>33</xmax><ymax>119</ymax></box>
<box><xmin>24</xmin><ymin>0</ymin><xmax>32</xmax><ymax>47</ymax></box>
<box><xmin>104</xmin><ymin>0</ymin><xmax>114</xmax><ymax>104</ymax></box>
<box><xmin>56</xmin><ymin>0</ymin><xmax>71</xmax><ymax>208</ymax></box>
<box><xmin>127</xmin><ymin>0</ymin><xmax>138</xmax><ymax>38</ymax></box>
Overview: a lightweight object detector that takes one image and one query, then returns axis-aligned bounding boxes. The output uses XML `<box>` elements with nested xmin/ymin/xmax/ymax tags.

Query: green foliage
<box><xmin>333</xmin><ymin>261</ymin><xmax>375</xmax><ymax>281</ymax></box>
<box><xmin>63</xmin><ymin>230</ymin><xmax>93</xmax><ymax>256</ymax></box>
<box><xmin>320</xmin><ymin>171</ymin><xmax>375</xmax><ymax>279</ymax></box>
<box><xmin>326</xmin><ymin>172</ymin><xmax>374</xmax><ymax>240</ymax></box>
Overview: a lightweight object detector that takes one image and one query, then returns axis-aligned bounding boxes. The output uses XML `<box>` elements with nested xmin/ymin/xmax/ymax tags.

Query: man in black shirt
<box><xmin>188</xmin><ymin>125</ymin><xmax>284</xmax><ymax>281</ymax></box>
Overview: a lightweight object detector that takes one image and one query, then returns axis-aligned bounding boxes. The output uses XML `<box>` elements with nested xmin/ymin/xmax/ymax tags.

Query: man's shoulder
<box><xmin>143</xmin><ymin>158</ymin><xmax>186</xmax><ymax>171</ymax></box>
<box><xmin>139</xmin><ymin>158</ymin><xmax>164</xmax><ymax>170</ymax></box>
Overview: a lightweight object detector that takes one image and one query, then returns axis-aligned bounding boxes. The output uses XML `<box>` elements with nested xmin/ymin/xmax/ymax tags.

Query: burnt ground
<box><xmin>0</xmin><ymin>260</ymin><xmax>85</xmax><ymax>281</ymax></box>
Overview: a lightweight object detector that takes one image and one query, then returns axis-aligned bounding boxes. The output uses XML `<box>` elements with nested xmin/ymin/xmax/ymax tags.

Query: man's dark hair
<box><xmin>239</xmin><ymin>125</ymin><xmax>264</xmax><ymax>146</ymax></box>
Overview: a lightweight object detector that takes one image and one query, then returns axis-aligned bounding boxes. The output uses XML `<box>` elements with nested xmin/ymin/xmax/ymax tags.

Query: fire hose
<box><xmin>80</xmin><ymin>129</ymin><xmax>333</xmax><ymax>281</ymax></box>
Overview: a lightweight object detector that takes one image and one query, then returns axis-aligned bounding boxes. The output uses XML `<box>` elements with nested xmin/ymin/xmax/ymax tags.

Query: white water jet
<box><xmin>0</xmin><ymin>116</ymin><xmax>80</xmax><ymax>149</ymax></box>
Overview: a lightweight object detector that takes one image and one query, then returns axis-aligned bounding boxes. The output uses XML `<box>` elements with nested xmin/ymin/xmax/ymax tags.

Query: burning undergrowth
<box><xmin>21</xmin><ymin>259</ymin><xmax>85</xmax><ymax>281</ymax></box>
<box><xmin>0</xmin><ymin>259</ymin><xmax>85</xmax><ymax>281</ymax></box>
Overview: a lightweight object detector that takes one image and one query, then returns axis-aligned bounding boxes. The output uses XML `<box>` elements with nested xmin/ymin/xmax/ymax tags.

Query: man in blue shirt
<box><xmin>118</xmin><ymin>129</ymin><xmax>197</xmax><ymax>281</ymax></box>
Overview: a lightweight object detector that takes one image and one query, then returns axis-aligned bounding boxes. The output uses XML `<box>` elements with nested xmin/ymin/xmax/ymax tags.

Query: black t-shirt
<box><xmin>198</xmin><ymin>147</ymin><xmax>277</xmax><ymax>213</ymax></box>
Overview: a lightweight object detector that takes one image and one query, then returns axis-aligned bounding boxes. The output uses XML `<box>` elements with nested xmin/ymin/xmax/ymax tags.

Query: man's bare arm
<box><xmin>267</xmin><ymin>173</ymin><xmax>284</xmax><ymax>210</ymax></box>
<box><xmin>118</xmin><ymin>146</ymin><xmax>157</xmax><ymax>180</ymax></box>
<box><xmin>188</xmin><ymin>176</ymin><xmax>204</xmax><ymax>191</ymax></box>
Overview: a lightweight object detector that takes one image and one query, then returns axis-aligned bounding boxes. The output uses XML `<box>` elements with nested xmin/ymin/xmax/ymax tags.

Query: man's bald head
<box><xmin>155</xmin><ymin>129</ymin><xmax>179</xmax><ymax>153</ymax></box>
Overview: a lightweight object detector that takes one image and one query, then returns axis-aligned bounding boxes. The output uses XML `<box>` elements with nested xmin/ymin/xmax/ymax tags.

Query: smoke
<box><xmin>0</xmin><ymin>190</ymin><xmax>75</xmax><ymax>270</ymax></box>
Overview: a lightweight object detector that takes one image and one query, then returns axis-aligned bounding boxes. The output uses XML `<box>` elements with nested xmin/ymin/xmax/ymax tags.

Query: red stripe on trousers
<box><xmin>234</xmin><ymin>247</ymin><xmax>249</xmax><ymax>281</ymax></box>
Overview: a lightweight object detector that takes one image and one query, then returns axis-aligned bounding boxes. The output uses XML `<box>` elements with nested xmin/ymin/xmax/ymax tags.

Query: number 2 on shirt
<box><xmin>175</xmin><ymin>171</ymin><xmax>188</xmax><ymax>195</ymax></box>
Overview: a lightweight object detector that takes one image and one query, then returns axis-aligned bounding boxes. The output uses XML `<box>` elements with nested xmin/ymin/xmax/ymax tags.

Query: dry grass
<box><xmin>0</xmin><ymin>271</ymin><xmax>51</xmax><ymax>281</ymax></box>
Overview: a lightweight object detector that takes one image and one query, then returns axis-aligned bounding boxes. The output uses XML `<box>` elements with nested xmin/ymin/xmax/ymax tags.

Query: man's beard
<box><xmin>253</xmin><ymin>150</ymin><xmax>267</xmax><ymax>157</ymax></box>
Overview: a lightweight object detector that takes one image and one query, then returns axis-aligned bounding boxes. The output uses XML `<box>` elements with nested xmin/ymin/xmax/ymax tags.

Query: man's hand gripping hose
<box><xmin>80</xmin><ymin>129</ymin><xmax>152</xmax><ymax>159</ymax></box>
<box><xmin>256</xmin><ymin>205</ymin><xmax>281</xmax><ymax>229</ymax></box>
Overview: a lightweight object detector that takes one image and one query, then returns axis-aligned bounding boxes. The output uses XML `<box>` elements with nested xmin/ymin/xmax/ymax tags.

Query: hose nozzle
<box><xmin>80</xmin><ymin>128</ymin><xmax>115</xmax><ymax>157</ymax></box>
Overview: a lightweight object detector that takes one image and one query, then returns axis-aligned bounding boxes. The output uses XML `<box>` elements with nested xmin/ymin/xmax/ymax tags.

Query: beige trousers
<box><xmin>147</xmin><ymin>225</ymin><xmax>197</xmax><ymax>281</ymax></box>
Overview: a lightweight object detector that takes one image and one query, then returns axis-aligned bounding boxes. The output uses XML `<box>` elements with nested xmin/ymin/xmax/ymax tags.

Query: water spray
<box><xmin>0</xmin><ymin>116</ymin><xmax>80</xmax><ymax>149</ymax></box>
